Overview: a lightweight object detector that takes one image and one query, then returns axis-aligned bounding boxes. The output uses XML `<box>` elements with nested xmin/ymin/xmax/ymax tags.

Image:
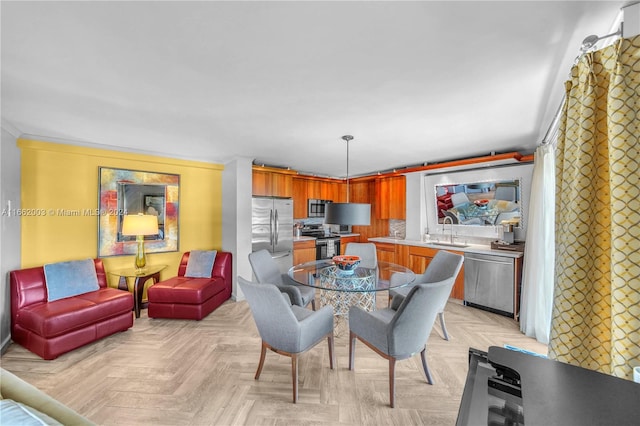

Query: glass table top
<box><xmin>455</xmin><ymin>201</ymin><xmax>501</xmax><ymax>219</ymax></box>
<box><xmin>288</xmin><ymin>260</ymin><xmax>415</xmax><ymax>292</ymax></box>
<box><xmin>108</xmin><ymin>264</ymin><xmax>167</xmax><ymax>278</ymax></box>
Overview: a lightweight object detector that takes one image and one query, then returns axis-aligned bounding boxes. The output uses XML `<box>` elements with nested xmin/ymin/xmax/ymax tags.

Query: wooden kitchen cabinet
<box><xmin>374</xmin><ymin>176</ymin><xmax>406</xmax><ymax>219</ymax></box>
<box><xmin>292</xmin><ymin>177</ymin><xmax>347</xmax><ymax>219</ymax></box>
<box><xmin>340</xmin><ymin>235</ymin><xmax>360</xmax><ymax>247</ymax></box>
<box><xmin>293</xmin><ymin>239</ymin><xmax>316</xmax><ymax>265</ymax></box>
<box><xmin>252</xmin><ymin>167</ymin><xmax>294</xmax><ymax>198</ymax></box>
<box><xmin>325</xmin><ymin>181</ymin><xmax>346</xmax><ymax>203</ymax></box>
<box><xmin>308</xmin><ymin>180</ymin><xmax>344</xmax><ymax>202</ymax></box>
<box><xmin>374</xmin><ymin>242</ymin><xmax>397</xmax><ymax>264</ymax></box>
<box><xmin>406</xmin><ymin>245</ymin><xmax>465</xmax><ymax>300</ymax></box>
<box><xmin>292</xmin><ymin>177</ymin><xmax>308</xmax><ymax>219</ymax></box>
<box><xmin>305</xmin><ymin>180</ymin><xmax>321</xmax><ymax>200</ymax></box>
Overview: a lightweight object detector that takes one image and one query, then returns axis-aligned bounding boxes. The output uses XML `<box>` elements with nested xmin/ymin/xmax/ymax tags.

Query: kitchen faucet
<box><xmin>442</xmin><ymin>215</ymin><xmax>454</xmax><ymax>244</ymax></box>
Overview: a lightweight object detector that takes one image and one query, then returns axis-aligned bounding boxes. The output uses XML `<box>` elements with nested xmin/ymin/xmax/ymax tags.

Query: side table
<box><xmin>109</xmin><ymin>265</ymin><xmax>167</xmax><ymax>318</ymax></box>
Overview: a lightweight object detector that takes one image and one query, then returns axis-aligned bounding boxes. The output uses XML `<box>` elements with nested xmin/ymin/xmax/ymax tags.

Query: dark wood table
<box><xmin>457</xmin><ymin>346</ymin><xmax>640</xmax><ymax>425</ymax></box>
<box><xmin>109</xmin><ymin>265</ymin><xmax>167</xmax><ymax>318</ymax></box>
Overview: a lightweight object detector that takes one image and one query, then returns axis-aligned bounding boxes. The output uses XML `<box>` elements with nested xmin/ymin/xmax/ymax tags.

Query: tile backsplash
<box><xmin>389</xmin><ymin>219</ymin><xmax>406</xmax><ymax>238</ymax></box>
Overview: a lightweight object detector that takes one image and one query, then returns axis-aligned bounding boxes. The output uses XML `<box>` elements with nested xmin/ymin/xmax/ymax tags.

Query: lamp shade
<box><xmin>325</xmin><ymin>203</ymin><xmax>371</xmax><ymax>226</ymax></box>
<box><xmin>121</xmin><ymin>214</ymin><xmax>159</xmax><ymax>236</ymax></box>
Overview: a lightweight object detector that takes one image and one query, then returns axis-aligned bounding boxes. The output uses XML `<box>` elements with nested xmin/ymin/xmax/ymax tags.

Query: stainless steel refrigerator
<box><xmin>251</xmin><ymin>196</ymin><xmax>293</xmax><ymax>274</ymax></box>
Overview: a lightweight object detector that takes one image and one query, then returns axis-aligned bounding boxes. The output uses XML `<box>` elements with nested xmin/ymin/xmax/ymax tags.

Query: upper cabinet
<box><xmin>374</xmin><ymin>175</ymin><xmax>406</xmax><ymax>219</ymax></box>
<box><xmin>254</xmin><ymin>168</ymin><xmax>405</xmax><ymax>223</ymax></box>
<box><xmin>292</xmin><ymin>177</ymin><xmax>308</xmax><ymax>219</ymax></box>
<box><xmin>252</xmin><ymin>167</ymin><xmax>294</xmax><ymax>198</ymax></box>
<box><xmin>306</xmin><ymin>179</ymin><xmax>345</xmax><ymax>202</ymax></box>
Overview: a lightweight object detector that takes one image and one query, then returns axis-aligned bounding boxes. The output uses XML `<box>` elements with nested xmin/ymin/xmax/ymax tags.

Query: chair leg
<box><xmin>439</xmin><ymin>311</ymin><xmax>450</xmax><ymax>341</ymax></box>
<box><xmin>291</xmin><ymin>354</ymin><xmax>298</xmax><ymax>403</ymax></box>
<box><xmin>388</xmin><ymin>293</ymin><xmax>392</xmax><ymax>307</ymax></box>
<box><xmin>328</xmin><ymin>335</ymin><xmax>335</xmax><ymax>370</ymax></box>
<box><xmin>420</xmin><ymin>348</ymin><xmax>433</xmax><ymax>385</ymax></box>
<box><xmin>255</xmin><ymin>341</ymin><xmax>267</xmax><ymax>380</ymax></box>
<box><xmin>349</xmin><ymin>331</ymin><xmax>356</xmax><ymax>370</ymax></box>
<box><xmin>311</xmin><ymin>299</ymin><xmax>316</xmax><ymax>311</ymax></box>
<box><xmin>389</xmin><ymin>357</ymin><xmax>396</xmax><ymax>408</ymax></box>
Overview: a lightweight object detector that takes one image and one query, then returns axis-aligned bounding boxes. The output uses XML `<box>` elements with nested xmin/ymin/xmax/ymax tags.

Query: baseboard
<box><xmin>1</xmin><ymin>335</ymin><xmax>12</xmax><ymax>355</ymax></box>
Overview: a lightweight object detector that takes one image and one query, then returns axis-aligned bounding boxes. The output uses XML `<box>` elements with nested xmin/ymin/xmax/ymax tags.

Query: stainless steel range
<box><xmin>300</xmin><ymin>225</ymin><xmax>341</xmax><ymax>260</ymax></box>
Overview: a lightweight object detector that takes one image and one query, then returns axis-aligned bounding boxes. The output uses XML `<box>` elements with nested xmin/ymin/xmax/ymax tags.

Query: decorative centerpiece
<box><xmin>474</xmin><ymin>199</ymin><xmax>490</xmax><ymax>209</ymax></box>
<box><xmin>332</xmin><ymin>255</ymin><xmax>361</xmax><ymax>275</ymax></box>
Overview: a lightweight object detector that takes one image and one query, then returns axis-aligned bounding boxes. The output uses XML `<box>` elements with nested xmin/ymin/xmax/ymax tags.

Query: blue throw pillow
<box><xmin>44</xmin><ymin>259</ymin><xmax>100</xmax><ymax>302</ymax></box>
<box><xmin>184</xmin><ymin>250</ymin><xmax>217</xmax><ymax>278</ymax></box>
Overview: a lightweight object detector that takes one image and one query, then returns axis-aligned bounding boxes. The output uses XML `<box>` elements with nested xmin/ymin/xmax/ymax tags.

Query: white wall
<box><xmin>1</xmin><ymin>126</ymin><xmax>22</xmax><ymax>352</ymax></box>
<box><xmin>405</xmin><ymin>163</ymin><xmax>534</xmax><ymax>242</ymax></box>
<box><xmin>222</xmin><ymin>157</ymin><xmax>253</xmax><ymax>301</ymax></box>
<box><xmin>404</xmin><ymin>173</ymin><xmax>425</xmax><ymax>241</ymax></box>
<box><xmin>623</xmin><ymin>3</ymin><xmax>640</xmax><ymax>38</ymax></box>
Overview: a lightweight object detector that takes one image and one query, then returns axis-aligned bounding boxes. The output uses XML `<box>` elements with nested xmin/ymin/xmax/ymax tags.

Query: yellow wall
<box><xmin>19</xmin><ymin>139</ymin><xmax>224</xmax><ymax>287</ymax></box>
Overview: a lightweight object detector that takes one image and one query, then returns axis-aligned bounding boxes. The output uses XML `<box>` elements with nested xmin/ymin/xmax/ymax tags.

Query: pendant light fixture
<box><xmin>325</xmin><ymin>135</ymin><xmax>371</xmax><ymax>225</ymax></box>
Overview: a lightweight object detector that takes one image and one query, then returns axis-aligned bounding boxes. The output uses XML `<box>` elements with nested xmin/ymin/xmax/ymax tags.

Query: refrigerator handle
<box><xmin>274</xmin><ymin>209</ymin><xmax>279</xmax><ymax>246</ymax></box>
<box><xmin>270</xmin><ymin>209</ymin><xmax>274</xmax><ymax>246</ymax></box>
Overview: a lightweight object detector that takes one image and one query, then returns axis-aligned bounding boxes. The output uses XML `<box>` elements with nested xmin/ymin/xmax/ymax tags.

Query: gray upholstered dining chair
<box><xmin>249</xmin><ymin>249</ymin><xmax>316</xmax><ymax>310</ymax></box>
<box><xmin>388</xmin><ymin>250</ymin><xmax>463</xmax><ymax>341</ymax></box>
<box><xmin>450</xmin><ymin>192</ymin><xmax>471</xmax><ymax>207</ymax></box>
<box><xmin>348</xmin><ymin>280</ymin><xmax>455</xmax><ymax>408</ymax></box>
<box><xmin>494</xmin><ymin>186</ymin><xmax>517</xmax><ymax>201</ymax></box>
<box><xmin>238</xmin><ymin>277</ymin><xmax>335</xmax><ymax>403</ymax></box>
<box><xmin>344</xmin><ymin>242</ymin><xmax>379</xmax><ymax>306</ymax></box>
<box><xmin>344</xmin><ymin>242</ymin><xmax>378</xmax><ymax>270</ymax></box>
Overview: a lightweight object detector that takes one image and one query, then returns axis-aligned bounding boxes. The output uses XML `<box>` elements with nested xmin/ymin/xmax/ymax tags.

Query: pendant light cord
<box><xmin>342</xmin><ymin>135</ymin><xmax>354</xmax><ymax>202</ymax></box>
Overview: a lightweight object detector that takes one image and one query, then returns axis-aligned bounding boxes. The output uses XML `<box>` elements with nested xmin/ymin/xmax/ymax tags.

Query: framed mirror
<box><xmin>434</xmin><ymin>179</ymin><xmax>522</xmax><ymax>227</ymax></box>
<box><xmin>98</xmin><ymin>167</ymin><xmax>179</xmax><ymax>257</ymax></box>
<box><xmin>117</xmin><ymin>183</ymin><xmax>166</xmax><ymax>242</ymax></box>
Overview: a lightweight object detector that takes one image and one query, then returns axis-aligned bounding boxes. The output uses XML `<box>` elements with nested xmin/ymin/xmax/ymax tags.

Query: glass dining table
<box><xmin>288</xmin><ymin>260</ymin><xmax>415</xmax><ymax>333</ymax></box>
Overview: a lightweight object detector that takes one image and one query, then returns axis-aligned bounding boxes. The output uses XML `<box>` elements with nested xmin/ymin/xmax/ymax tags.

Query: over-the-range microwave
<box><xmin>307</xmin><ymin>199</ymin><xmax>332</xmax><ymax>217</ymax></box>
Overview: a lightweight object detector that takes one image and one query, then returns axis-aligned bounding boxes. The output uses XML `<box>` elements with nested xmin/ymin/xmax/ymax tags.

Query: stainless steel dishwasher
<box><xmin>464</xmin><ymin>253</ymin><xmax>515</xmax><ymax>317</ymax></box>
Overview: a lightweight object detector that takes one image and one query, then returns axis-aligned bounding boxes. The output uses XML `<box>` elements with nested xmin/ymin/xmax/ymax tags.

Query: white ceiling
<box><xmin>1</xmin><ymin>1</ymin><xmax>624</xmax><ymax>177</ymax></box>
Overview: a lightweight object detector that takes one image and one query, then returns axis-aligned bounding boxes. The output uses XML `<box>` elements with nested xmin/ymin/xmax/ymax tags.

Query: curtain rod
<box><xmin>540</xmin><ymin>94</ymin><xmax>565</xmax><ymax>146</ymax></box>
<box><xmin>540</xmin><ymin>19</ymin><xmax>624</xmax><ymax>146</ymax></box>
<box><xmin>580</xmin><ymin>26</ymin><xmax>623</xmax><ymax>53</ymax></box>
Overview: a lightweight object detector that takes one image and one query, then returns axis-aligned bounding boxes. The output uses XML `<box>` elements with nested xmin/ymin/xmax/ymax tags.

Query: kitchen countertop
<box><xmin>293</xmin><ymin>233</ymin><xmax>360</xmax><ymax>243</ymax></box>
<box><xmin>368</xmin><ymin>237</ymin><xmax>523</xmax><ymax>258</ymax></box>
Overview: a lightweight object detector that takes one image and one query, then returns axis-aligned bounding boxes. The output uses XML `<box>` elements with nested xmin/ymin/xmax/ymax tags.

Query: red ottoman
<box><xmin>147</xmin><ymin>251</ymin><xmax>232</xmax><ymax>320</ymax></box>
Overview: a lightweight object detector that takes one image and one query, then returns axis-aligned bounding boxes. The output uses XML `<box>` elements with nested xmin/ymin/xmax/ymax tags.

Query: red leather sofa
<box><xmin>10</xmin><ymin>259</ymin><xmax>134</xmax><ymax>360</ymax></box>
<box><xmin>147</xmin><ymin>251</ymin><xmax>232</xmax><ymax>320</ymax></box>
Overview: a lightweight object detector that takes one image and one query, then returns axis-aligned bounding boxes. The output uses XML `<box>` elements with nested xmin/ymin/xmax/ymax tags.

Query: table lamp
<box><xmin>122</xmin><ymin>213</ymin><xmax>159</xmax><ymax>270</ymax></box>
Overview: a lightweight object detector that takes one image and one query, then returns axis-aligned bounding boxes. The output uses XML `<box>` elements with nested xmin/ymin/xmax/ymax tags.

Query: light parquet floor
<box><xmin>1</xmin><ymin>295</ymin><xmax>547</xmax><ymax>425</ymax></box>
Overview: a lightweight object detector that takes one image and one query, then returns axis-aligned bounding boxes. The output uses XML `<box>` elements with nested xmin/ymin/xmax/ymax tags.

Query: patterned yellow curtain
<box><xmin>549</xmin><ymin>34</ymin><xmax>640</xmax><ymax>379</ymax></box>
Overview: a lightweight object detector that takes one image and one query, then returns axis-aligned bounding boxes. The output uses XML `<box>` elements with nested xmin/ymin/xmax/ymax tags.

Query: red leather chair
<box><xmin>10</xmin><ymin>259</ymin><xmax>134</xmax><ymax>360</ymax></box>
<box><xmin>147</xmin><ymin>251</ymin><xmax>232</xmax><ymax>320</ymax></box>
<box><xmin>437</xmin><ymin>193</ymin><xmax>453</xmax><ymax>218</ymax></box>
